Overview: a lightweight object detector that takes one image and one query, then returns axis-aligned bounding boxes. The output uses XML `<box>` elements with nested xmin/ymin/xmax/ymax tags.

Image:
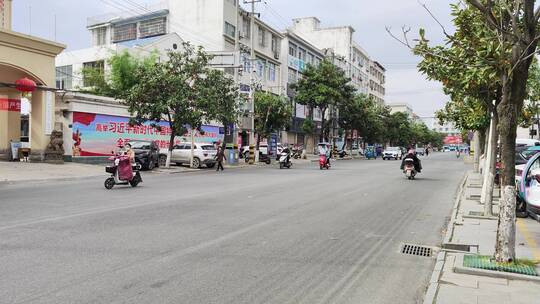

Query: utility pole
<box><xmin>244</xmin><ymin>0</ymin><xmax>261</xmax><ymax>163</ymax></box>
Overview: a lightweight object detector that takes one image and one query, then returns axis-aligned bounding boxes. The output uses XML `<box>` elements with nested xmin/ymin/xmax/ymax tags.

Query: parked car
<box><xmin>130</xmin><ymin>140</ymin><xmax>160</xmax><ymax>170</ymax></box>
<box><xmin>416</xmin><ymin>147</ymin><xmax>426</xmax><ymax>156</ymax></box>
<box><xmin>382</xmin><ymin>147</ymin><xmax>403</xmax><ymax>160</ymax></box>
<box><xmin>159</xmin><ymin>143</ymin><xmax>217</xmax><ymax>168</ymax></box>
<box><xmin>520</xmin><ymin>145</ymin><xmax>540</xmax><ymax>162</ymax></box>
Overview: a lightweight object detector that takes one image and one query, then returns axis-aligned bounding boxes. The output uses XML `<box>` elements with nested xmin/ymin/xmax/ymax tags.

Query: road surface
<box><xmin>0</xmin><ymin>152</ymin><xmax>467</xmax><ymax>304</ymax></box>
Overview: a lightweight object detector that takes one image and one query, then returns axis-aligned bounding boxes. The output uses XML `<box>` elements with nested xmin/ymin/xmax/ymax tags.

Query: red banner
<box><xmin>0</xmin><ymin>99</ymin><xmax>21</xmax><ymax>112</ymax></box>
<box><xmin>444</xmin><ymin>135</ymin><xmax>463</xmax><ymax>145</ymax></box>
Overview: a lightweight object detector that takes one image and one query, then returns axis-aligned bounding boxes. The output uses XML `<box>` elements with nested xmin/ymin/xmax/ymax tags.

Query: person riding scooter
<box><xmin>401</xmin><ymin>149</ymin><xmax>422</xmax><ymax>173</ymax></box>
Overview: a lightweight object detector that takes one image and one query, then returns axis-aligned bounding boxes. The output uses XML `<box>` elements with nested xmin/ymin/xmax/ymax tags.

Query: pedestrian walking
<box><xmin>425</xmin><ymin>147</ymin><xmax>429</xmax><ymax>157</ymax></box>
<box><xmin>216</xmin><ymin>146</ymin><xmax>226</xmax><ymax>171</ymax></box>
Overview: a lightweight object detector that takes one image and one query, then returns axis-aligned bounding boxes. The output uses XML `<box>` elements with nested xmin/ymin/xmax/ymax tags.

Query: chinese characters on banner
<box><xmin>72</xmin><ymin>112</ymin><xmax>223</xmax><ymax>157</ymax></box>
<box><xmin>0</xmin><ymin>98</ymin><xmax>21</xmax><ymax>112</ymax></box>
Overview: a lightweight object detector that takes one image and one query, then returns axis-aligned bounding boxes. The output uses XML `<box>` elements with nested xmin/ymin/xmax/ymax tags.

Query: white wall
<box><xmin>168</xmin><ymin>0</ymin><xmax>225</xmax><ymax>51</ymax></box>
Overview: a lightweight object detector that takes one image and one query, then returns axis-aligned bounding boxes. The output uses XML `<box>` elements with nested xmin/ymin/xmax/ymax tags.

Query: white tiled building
<box><xmin>289</xmin><ymin>17</ymin><xmax>385</xmax><ymax>105</ymax></box>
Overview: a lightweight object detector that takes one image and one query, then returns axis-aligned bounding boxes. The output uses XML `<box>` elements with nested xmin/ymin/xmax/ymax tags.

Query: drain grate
<box><xmin>401</xmin><ymin>243</ymin><xmax>433</xmax><ymax>257</ymax></box>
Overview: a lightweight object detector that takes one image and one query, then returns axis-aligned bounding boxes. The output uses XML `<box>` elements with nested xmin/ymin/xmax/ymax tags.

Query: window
<box><xmin>242</xmin><ymin>17</ymin><xmax>250</xmax><ymax>38</ymax></box>
<box><xmin>93</xmin><ymin>27</ymin><xmax>107</xmax><ymax>46</ymax></box>
<box><xmin>82</xmin><ymin>61</ymin><xmax>105</xmax><ymax>87</ymax></box>
<box><xmin>289</xmin><ymin>43</ymin><xmax>297</xmax><ymax>57</ymax></box>
<box><xmin>241</xmin><ymin>52</ymin><xmax>251</xmax><ymax>72</ymax></box>
<box><xmin>271</xmin><ymin>35</ymin><xmax>279</xmax><ymax>53</ymax></box>
<box><xmin>288</xmin><ymin>68</ymin><xmax>297</xmax><ymax>83</ymax></box>
<box><xmin>268</xmin><ymin>62</ymin><xmax>276</xmax><ymax>82</ymax></box>
<box><xmin>55</xmin><ymin>65</ymin><xmax>73</xmax><ymax>89</ymax></box>
<box><xmin>258</xmin><ymin>26</ymin><xmax>266</xmax><ymax>47</ymax></box>
<box><xmin>313</xmin><ymin>57</ymin><xmax>321</xmax><ymax>66</ymax></box>
<box><xmin>139</xmin><ymin>18</ymin><xmax>166</xmax><ymax>38</ymax></box>
<box><xmin>224</xmin><ymin>22</ymin><xmax>235</xmax><ymax>38</ymax></box>
<box><xmin>256</xmin><ymin>57</ymin><xmax>265</xmax><ymax>79</ymax></box>
<box><xmin>298</xmin><ymin>48</ymin><xmax>306</xmax><ymax>61</ymax></box>
<box><xmin>113</xmin><ymin>23</ymin><xmax>137</xmax><ymax>42</ymax></box>
<box><xmin>306</xmin><ymin>53</ymin><xmax>314</xmax><ymax>65</ymax></box>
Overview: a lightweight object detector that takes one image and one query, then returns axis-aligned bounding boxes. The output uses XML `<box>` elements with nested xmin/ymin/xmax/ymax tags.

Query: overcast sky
<box><xmin>13</xmin><ymin>0</ymin><xmax>455</xmax><ymax>117</ymax></box>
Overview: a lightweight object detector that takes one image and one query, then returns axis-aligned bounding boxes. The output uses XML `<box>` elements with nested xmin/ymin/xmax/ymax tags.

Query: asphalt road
<box><xmin>0</xmin><ymin>152</ymin><xmax>467</xmax><ymax>304</ymax></box>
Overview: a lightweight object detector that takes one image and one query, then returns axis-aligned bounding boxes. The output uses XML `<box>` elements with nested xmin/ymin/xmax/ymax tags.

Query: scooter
<box><xmin>403</xmin><ymin>158</ymin><xmax>416</xmax><ymax>180</ymax></box>
<box><xmin>319</xmin><ymin>154</ymin><xmax>330</xmax><ymax>170</ymax></box>
<box><xmin>104</xmin><ymin>155</ymin><xmax>142</xmax><ymax>189</ymax></box>
<box><xmin>279</xmin><ymin>151</ymin><xmax>292</xmax><ymax>169</ymax></box>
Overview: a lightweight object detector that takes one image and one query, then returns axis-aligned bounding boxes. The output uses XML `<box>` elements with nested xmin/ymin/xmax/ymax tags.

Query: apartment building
<box><xmin>290</xmin><ymin>17</ymin><xmax>385</xmax><ymax>105</ymax></box>
<box><xmin>280</xmin><ymin>30</ymin><xmax>325</xmax><ymax>148</ymax></box>
<box><xmin>369</xmin><ymin>61</ymin><xmax>386</xmax><ymax>105</ymax></box>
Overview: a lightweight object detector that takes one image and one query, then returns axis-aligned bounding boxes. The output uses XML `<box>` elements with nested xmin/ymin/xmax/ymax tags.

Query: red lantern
<box><xmin>15</xmin><ymin>77</ymin><xmax>37</xmax><ymax>93</ymax></box>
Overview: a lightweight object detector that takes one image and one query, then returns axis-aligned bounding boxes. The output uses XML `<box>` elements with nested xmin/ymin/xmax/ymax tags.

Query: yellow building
<box><xmin>0</xmin><ymin>0</ymin><xmax>66</xmax><ymax>160</ymax></box>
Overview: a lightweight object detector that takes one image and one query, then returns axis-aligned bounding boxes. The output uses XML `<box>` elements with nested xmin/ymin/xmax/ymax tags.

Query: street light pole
<box><xmin>244</xmin><ymin>0</ymin><xmax>261</xmax><ymax>163</ymax></box>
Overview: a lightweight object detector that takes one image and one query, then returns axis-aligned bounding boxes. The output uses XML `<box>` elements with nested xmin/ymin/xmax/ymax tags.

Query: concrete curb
<box><xmin>453</xmin><ymin>254</ymin><xmax>540</xmax><ymax>282</ymax></box>
<box><xmin>423</xmin><ymin>171</ymin><xmax>468</xmax><ymax>304</ymax></box>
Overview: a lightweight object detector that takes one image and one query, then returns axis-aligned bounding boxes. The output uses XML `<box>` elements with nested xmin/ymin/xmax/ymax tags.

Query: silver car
<box><xmin>159</xmin><ymin>143</ymin><xmax>218</xmax><ymax>168</ymax></box>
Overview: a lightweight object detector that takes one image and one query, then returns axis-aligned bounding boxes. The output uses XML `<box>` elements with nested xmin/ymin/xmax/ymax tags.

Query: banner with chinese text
<box><xmin>72</xmin><ymin>112</ymin><xmax>223</xmax><ymax>156</ymax></box>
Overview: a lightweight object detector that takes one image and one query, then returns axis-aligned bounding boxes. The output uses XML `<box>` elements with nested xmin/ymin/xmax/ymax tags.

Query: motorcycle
<box><xmin>279</xmin><ymin>151</ymin><xmax>292</xmax><ymax>169</ymax></box>
<box><xmin>104</xmin><ymin>155</ymin><xmax>143</xmax><ymax>189</ymax></box>
<box><xmin>456</xmin><ymin>150</ymin><xmax>461</xmax><ymax>158</ymax></box>
<box><xmin>403</xmin><ymin>158</ymin><xmax>417</xmax><ymax>180</ymax></box>
<box><xmin>319</xmin><ymin>154</ymin><xmax>331</xmax><ymax>170</ymax></box>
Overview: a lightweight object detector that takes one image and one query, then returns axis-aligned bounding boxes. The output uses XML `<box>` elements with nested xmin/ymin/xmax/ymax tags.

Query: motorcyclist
<box><xmin>401</xmin><ymin>148</ymin><xmax>422</xmax><ymax>173</ymax></box>
<box><xmin>281</xmin><ymin>147</ymin><xmax>291</xmax><ymax>163</ymax></box>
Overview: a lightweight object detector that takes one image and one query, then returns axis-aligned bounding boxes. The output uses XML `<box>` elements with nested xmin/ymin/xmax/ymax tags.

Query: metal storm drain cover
<box><xmin>401</xmin><ymin>243</ymin><xmax>433</xmax><ymax>257</ymax></box>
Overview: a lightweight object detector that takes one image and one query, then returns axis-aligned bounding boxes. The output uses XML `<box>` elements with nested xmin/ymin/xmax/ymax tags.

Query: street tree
<box><xmin>384</xmin><ymin>112</ymin><xmax>413</xmax><ymax>147</ymax></box>
<box><xmin>254</xmin><ymin>91</ymin><xmax>293</xmax><ymax>153</ymax></box>
<box><xmin>293</xmin><ymin>60</ymin><xmax>356</xmax><ymax>141</ymax></box>
<box><xmin>81</xmin><ymin>50</ymin><xmax>157</xmax><ymax>97</ymax></box>
<box><xmin>462</xmin><ymin>0</ymin><xmax>540</xmax><ymax>262</ymax></box>
<box><xmin>200</xmin><ymin>69</ymin><xmax>242</xmax><ymax>151</ymax></box>
<box><xmin>393</xmin><ymin>4</ymin><xmax>502</xmax><ymax>220</ymax></box>
<box><xmin>123</xmin><ymin>43</ymin><xmax>213</xmax><ymax>168</ymax></box>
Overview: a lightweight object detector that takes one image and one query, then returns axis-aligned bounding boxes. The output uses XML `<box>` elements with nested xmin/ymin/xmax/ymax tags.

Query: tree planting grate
<box><xmin>463</xmin><ymin>255</ymin><xmax>538</xmax><ymax>276</ymax></box>
<box><xmin>401</xmin><ymin>244</ymin><xmax>433</xmax><ymax>257</ymax></box>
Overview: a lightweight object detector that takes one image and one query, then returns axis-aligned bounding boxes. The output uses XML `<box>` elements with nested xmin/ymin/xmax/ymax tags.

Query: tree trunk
<box><xmin>481</xmin><ymin>112</ymin><xmax>498</xmax><ymax>216</ymax></box>
<box><xmin>479</xmin><ymin>127</ymin><xmax>487</xmax><ymax>156</ymax></box>
<box><xmin>320</xmin><ymin>107</ymin><xmax>329</xmax><ymax>142</ymax></box>
<box><xmin>166</xmin><ymin>120</ymin><xmax>175</xmax><ymax>168</ymax></box>
<box><xmin>473</xmin><ymin>131</ymin><xmax>481</xmax><ymax>173</ymax></box>
<box><xmin>495</xmin><ymin>66</ymin><xmax>529</xmax><ymax>262</ymax></box>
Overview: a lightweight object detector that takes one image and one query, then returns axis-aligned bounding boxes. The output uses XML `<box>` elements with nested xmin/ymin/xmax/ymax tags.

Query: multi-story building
<box><xmin>57</xmin><ymin>0</ymin><xmax>285</xmax><ymax>147</ymax></box>
<box><xmin>369</xmin><ymin>61</ymin><xmax>386</xmax><ymax>105</ymax></box>
<box><xmin>289</xmin><ymin>17</ymin><xmax>385</xmax><ymax>104</ymax></box>
<box><xmin>280</xmin><ymin>30</ymin><xmax>325</xmax><ymax>149</ymax></box>
<box><xmin>420</xmin><ymin>117</ymin><xmax>460</xmax><ymax>136</ymax></box>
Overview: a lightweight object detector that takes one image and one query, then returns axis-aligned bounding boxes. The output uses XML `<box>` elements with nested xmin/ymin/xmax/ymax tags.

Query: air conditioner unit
<box><xmin>239</xmin><ymin>31</ymin><xmax>247</xmax><ymax>39</ymax></box>
<box><xmin>274</xmin><ymin>52</ymin><xmax>280</xmax><ymax>60</ymax></box>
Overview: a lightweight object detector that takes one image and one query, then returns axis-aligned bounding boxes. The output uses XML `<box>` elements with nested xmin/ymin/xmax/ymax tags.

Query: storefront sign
<box><xmin>71</xmin><ymin>112</ymin><xmax>223</xmax><ymax>157</ymax></box>
<box><xmin>0</xmin><ymin>98</ymin><xmax>20</xmax><ymax>111</ymax></box>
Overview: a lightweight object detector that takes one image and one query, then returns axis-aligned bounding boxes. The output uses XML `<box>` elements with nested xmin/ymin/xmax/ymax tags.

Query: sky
<box><xmin>12</xmin><ymin>0</ymin><xmax>455</xmax><ymax>117</ymax></box>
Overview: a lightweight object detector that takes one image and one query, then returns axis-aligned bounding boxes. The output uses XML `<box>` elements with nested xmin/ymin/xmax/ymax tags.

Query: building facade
<box><xmin>290</xmin><ymin>17</ymin><xmax>385</xmax><ymax>104</ymax></box>
<box><xmin>280</xmin><ymin>30</ymin><xmax>325</xmax><ymax>149</ymax></box>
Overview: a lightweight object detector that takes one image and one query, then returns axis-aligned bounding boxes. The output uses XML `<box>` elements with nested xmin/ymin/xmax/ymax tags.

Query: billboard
<box><xmin>444</xmin><ymin>135</ymin><xmax>463</xmax><ymax>145</ymax></box>
<box><xmin>71</xmin><ymin>112</ymin><xmax>223</xmax><ymax>157</ymax></box>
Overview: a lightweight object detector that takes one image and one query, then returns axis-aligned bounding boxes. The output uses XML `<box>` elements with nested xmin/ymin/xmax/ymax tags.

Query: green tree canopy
<box><xmin>293</xmin><ymin>60</ymin><xmax>355</xmax><ymax>141</ymax></box>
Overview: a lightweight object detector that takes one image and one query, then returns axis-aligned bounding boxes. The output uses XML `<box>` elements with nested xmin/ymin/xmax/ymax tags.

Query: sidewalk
<box><xmin>425</xmin><ymin>171</ymin><xmax>540</xmax><ymax>304</ymax></box>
